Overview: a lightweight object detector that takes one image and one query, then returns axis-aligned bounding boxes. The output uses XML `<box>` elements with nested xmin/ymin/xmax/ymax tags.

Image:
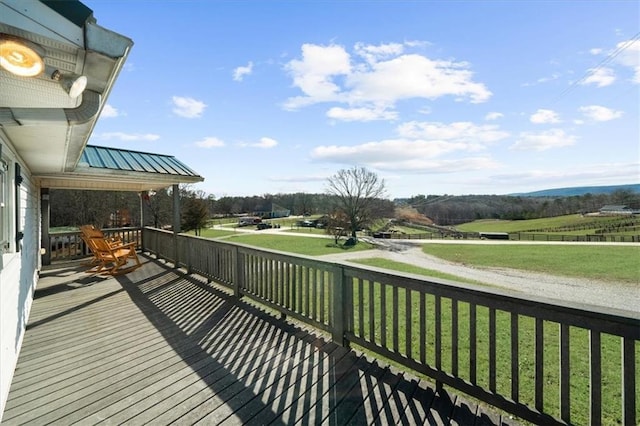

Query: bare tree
<box><xmin>326</xmin><ymin>167</ymin><xmax>387</xmax><ymax>240</ymax></box>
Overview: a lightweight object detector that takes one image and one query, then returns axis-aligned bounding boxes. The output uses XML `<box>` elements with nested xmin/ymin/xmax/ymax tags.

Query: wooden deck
<box><xmin>2</xmin><ymin>255</ymin><xmax>519</xmax><ymax>425</ymax></box>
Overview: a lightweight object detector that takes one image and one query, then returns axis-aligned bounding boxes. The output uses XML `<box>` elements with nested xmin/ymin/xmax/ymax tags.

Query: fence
<box><xmin>141</xmin><ymin>227</ymin><xmax>639</xmax><ymax>425</ymax></box>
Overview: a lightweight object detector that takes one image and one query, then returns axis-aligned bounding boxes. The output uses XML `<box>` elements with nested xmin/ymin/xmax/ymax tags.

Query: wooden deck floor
<box><xmin>2</xmin><ymin>255</ymin><xmax>519</xmax><ymax>425</ymax></box>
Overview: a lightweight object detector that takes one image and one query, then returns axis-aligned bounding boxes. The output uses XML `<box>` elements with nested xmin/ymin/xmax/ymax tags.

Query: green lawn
<box><xmin>349</xmin><ymin>271</ymin><xmax>639</xmax><ymax>426</ymax></box>
<box><xmin>421</xmin><ymin>244</ymin><xmax>640</xmax><ymax>283</ymax></box>
<box><xmin>224</xmin><ymin>233</ymin><xmax>376</xmax><ymax>256</ymax></box>
<box><xmin>456</xmin><ymin>214</ymin><xmax>634</xmax><ymax>234</ymax></box>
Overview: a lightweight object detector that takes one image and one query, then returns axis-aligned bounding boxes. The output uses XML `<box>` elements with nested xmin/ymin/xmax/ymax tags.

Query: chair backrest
<box><xmin>80</xmin><ymin>225</ymin><xmax>104</xmax><ymax>239</ymax></box>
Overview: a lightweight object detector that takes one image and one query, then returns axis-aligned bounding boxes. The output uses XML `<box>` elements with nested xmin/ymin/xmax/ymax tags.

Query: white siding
<box><xmin>0</xmin><ymin>140</ymin><xmax>40</xmax><ymax>419</ymax></box>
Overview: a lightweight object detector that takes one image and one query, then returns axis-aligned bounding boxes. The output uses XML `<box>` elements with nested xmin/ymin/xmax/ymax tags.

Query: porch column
<box><xmin>172</xmin><ymin>184</ymin><xmax>180</xmax><ymax>267</ymax></box>
<box><xmin>139</xmin><ymin>191</ymin><xmax>148</xmax><ymax>249</ymax></box>
<box><xmin>40</xmin><ymin>188</ymin><xmax>51</xmax><ymax>266</ymax></box>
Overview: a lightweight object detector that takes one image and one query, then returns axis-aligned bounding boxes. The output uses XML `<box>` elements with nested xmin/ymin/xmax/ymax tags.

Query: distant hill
<box><xmin>512</xmin><ymin>184</ymin><xmax>640</xmax><ymax>197</ymax></box>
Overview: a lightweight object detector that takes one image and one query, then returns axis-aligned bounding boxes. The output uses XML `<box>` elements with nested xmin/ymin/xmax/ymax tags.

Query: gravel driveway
<box><xmin>318</xmin><ymin>240</ymin><xmax>640</xmax><ymax>314</ymax></box>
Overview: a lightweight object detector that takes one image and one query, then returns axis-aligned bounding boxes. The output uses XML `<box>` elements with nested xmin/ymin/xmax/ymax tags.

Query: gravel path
<box><xmin>318</xmin><ymin>240</ymin><xmax>639</xmax><ymax>314</ymax></box>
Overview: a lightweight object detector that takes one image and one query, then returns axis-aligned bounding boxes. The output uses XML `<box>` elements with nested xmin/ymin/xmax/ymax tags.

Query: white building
<box><xmin>0</xmin><ymin>1</ymin><xmax>202</xmax><ymax>418</ymax></box>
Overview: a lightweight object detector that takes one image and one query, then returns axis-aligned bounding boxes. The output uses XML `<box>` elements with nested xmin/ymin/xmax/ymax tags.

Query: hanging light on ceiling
<box><xmin>0</xmin><ymin>34</ymin><xmax>45</xmax><ymax>77</ymax></box>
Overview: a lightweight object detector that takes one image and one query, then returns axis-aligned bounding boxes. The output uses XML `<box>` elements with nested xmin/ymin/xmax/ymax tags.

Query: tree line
<box><xmin>403</xmin><ymin>190</ymin><xmax>639</xmax><ymax>225</ymax></box>
<box><xmin>50</xmin><ymin>177</ymin><xmax>639</xmax><ymax>231</ymax></box>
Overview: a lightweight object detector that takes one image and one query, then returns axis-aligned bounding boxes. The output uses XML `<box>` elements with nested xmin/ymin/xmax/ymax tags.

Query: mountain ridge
<box><xmin>511</xmin><ymin>183</ymin><xmax>639</xmax><ymax>197</ymax></box>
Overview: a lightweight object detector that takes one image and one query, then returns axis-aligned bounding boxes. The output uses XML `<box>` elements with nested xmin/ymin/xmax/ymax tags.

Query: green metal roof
<box><xmin>79</xmin><ymin>145</ymin><xmax>202</xmax><ymax>178</ymax></box>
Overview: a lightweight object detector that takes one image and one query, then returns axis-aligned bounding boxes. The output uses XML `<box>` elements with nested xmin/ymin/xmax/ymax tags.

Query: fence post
<box><xmin>331</xmin><ymin>264</ymin><xmax>348</xmax><ymax>347</ymax></box>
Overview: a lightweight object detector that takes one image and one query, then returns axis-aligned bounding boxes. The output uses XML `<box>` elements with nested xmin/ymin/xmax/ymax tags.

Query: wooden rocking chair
<box><xmin>88</xmin><ymin>237</ymin><xmax>142</xmax><ymax>275</ymax></box>
<box><xmin>80</xmin><ymin>225</ymin><xmax>122</xmax><ymax>266</ymax></box>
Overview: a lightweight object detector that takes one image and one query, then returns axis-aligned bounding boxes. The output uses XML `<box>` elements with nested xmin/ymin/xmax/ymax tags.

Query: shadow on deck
<box><xmin>2</xmin><ymin>255</ymin><xmax>519</xmax><ymax>425</ymax></box>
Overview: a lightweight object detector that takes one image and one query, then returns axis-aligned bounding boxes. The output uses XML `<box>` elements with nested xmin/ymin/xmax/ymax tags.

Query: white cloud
<box><xmin>327</xmin><ymin>106</ymin><xmax>398</xmax><ymax>122</ymax></box>
<box><xmin>195</xmin><ymin>137</ymin><xmax>225</xmax><ymax>148</ymax></box>
<box><xmin>311</xmin><ymin>138</ymin><xmax>497</xmax><ymax>172</ymax></box>
<box><xmin>485</xmin><ymin>112</ymin><xmax>503</xmax><ymax>121</ymax></box>
<box><xmin>580</xmin><ymin>67</ymin><xmax>616</xmax><ymax>87</ymax></box>
<box><xmin>354</xmin><ymin>42</ymin><xmax>404</xmax><ymax>64</ymax></box>
<box><xmin>283</xmin><ymin>41</ymin><xmax>491</xmax><ymax>116</ymax></box>
<box><xmin>397</xmin><ymin>121</ymin><xmax>509</xmax><ymax>143</ymax></box>
<box><xmin>613</xmin><ymin>38</ymin><xmax>640</xmax><ymax>83</ymax></box>
<box><xmin>101</xmin><ymin>104</ymin><xmax>119</xmax><ymax>118</ymax></box>
<box><xmin>510</xmin><ymin>129</ymin><xmax>577</xmax><ymax>151</ymax></box>
<box><xmin>96</xmin><ymin>132</ymin><xmax>160</xmax><ymax>141</ymax></box>
<box><xmin>239</xmin><ymin>137</ymin><xmax>279</xmax><ymax>149</ymax></box>
<box><xmin>283</xmin><ymin>43</ymin><xmax>351</xmax><ymax>107</ymax></box>
<box><xmin>579</xmin><ymin>105</ymin><xmax>624</xmax><ymax>122</ymax></box>
<box><xmin>589</xmin><ymin>48</ymin><xmax>603</xmax><ymax>55</ymax></box>
<box><xmin>172</xmin><ymin>96</ymin><xmax>207</xmax><ymax>118</ymax></box>
<box><xmin>255</xmin><ymin>137</ymin><xmax>278</xmax><ymax>148</ymax></box>
<box><xmin>530</xmin><ymin>109</ymin><xmax>561</xmax><ymax>124</ymax></box>
<box><xmin>233</xmin><ymin>61</ymin><xmax>254</xmax><ymax>81</ymax></box>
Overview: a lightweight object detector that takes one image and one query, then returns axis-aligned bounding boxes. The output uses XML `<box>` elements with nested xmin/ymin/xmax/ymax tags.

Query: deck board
<box><xmin>2</xmin><ymin>255</ymin><xmax>519</xmax><ymax>425</ymax></box>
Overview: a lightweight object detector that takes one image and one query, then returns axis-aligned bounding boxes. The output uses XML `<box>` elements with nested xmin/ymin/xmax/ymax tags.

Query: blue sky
<box><xmin>84</xmin><ymin>0</ymin><xmax>639</xmax><ymax>199</ymax></box>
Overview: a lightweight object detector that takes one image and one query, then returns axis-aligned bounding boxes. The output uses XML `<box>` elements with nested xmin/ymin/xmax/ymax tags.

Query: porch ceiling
<box><xmin>0</xmin><ymin>0</ymin><xmax>203</xmax><ymax>192</ymax></box>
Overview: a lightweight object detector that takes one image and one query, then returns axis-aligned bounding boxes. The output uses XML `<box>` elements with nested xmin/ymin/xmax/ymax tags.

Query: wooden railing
<box><xmin>143</xmin><ymin>227</ymin><xmax>639</xmax><ymax>425</ymax></box>
<box><xmin>48</xmin><ymin>227</ymin><xmax>142</xmax><ymax>262</ymax></box>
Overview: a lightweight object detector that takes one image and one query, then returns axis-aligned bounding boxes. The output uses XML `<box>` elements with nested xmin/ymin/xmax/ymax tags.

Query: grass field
<box><xmin>350</xmin><ymin>283</ymin><xmax>638</xmax><ymax>425</ymax></box>
<box><xmin>223</xmin><ymin>233</ymin><xmax>376</xmax><ymax>256</ymax></box>
<box><xmin>456</xmin><ymin>214</ymin><xmax>635</xmax><ymax>234</ymax></box>
<box><xmin>420</xmin><ymin>244</ymin><xmax>640</xmax><ymax>283</ymax></box>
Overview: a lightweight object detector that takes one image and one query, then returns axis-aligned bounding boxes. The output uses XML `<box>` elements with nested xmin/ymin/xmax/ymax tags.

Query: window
<box><xmin>0</xmin><ymin>143</ymin><xmax>13</xmax><ymax>254</ymax></box>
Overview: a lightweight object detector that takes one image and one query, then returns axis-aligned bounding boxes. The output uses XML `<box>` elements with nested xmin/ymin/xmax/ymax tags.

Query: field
<box><xmin>455</xmin><ymin>214</ymin><xmax>637</xmax><ymax>235</ymax></box>
<box><xmin>421</xmin><ymin>244</ymin><xmax>640</xmax><ymax>283</ymax></box>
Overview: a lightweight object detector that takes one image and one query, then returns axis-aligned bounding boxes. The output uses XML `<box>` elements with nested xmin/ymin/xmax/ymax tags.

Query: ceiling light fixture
<box><xmin>0</xmin><ymin>35</ymin><xmax>45</xmax><ymax>77</ymax></box>
<box><xmin>51</xmin><ymin>69</ymin><xmax>88</xmax><ymax>99</ymax></box>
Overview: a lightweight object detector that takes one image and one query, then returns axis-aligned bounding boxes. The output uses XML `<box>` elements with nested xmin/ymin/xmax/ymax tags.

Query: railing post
<box><xmin>331</xmin><ymin>264</ymin><xmax>348</xmax><ymax>347</ymax></box>
<box><xmin>233</xmin><ymin>245</ymin><xmax>244</xmax><ymax>299</ymax></box>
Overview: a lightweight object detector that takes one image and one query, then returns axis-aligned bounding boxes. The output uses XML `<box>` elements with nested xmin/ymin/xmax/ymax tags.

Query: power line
<box><xmin>551</xmin><ymin>31</ymin><xmax>640</xmax><ymax>104</ymax></box>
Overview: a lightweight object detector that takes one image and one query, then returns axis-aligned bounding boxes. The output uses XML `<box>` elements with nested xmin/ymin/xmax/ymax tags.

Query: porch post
<box><xmin>172</xmin><ymin>184</ymin><xmax>180</xmax><ymax>267</ymax></box>
<box><xmin>40</xmin><ymin>188</ymin><xmax>51</xmax><ymax>266</ymax></box>
<box><xmin>139</xmin><ymin>191</ymin><xmax>148</xmax><ymax>249</ymax></box>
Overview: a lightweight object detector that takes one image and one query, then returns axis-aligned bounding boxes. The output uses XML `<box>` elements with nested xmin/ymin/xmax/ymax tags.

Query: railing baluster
<box><xmin>406</xmin><ymin>288</ymin><xmax>412</xmax><ymax>357</ymax></box>
<box><xmin>511</xmin><ymin>312</ymin><xmax>519</xmax><ymax>402</ymax></box>
<box><xmin>622</xmin><ymin>337</ymin><xmax>636</xmax><ymax>426</ymax></box>
<box><xmin>590</xmin><ymin>330</ymin><xmax>602</xmax><ymax>425</ymax></box>
<box><xmin>311</xmin><ymin>267</ymin><xmax>317</xmax><ymax>320</ymax></box>
<box><xmin>420</xmin><ymin>292</ymin><xmax>426</xmax><ymax>365</ymax></box>
<box><xmin>560</xmin><ymin>324</ymin><xmax>570</xmax><ymax>423</ymax></box>
<box><xmin>470</xmin><ymin>303</ymin><xmax>477</xmax><ymax>385</ymax></box>
<box><xmin>535</xmin><ymin>318</ymin><xmax>544</xmax><ymax>412</ymax></box>
<box><xmin>319</xmin><ymin>269</ymin><xmax>325</xmax><ymax>324</ymax></box>
<box><xmin>368</xmin><ymin>280</ymin><xmax>375</xmax><ymax>343</ymax></box>
<box><xmin>489</xmin><ymin>307</ymin><xmax>496</xmax><ymax>393</ymax></box>
<box><xmin>380</xmin><ymin>282</ymin><xmax>387</xmax><ymax>348</ymax></box>
<box><xmin>452</xmin><ymin>299</ymin><xmax>458</xmax><ymax>377</ymax></box>
<box><xmin>358</xmin><ymin>278</ymin><xmax>364</xmax><ymax>338</ymax></box>
<box><xmin>435</xmin><ymin>295</ymin><xmax>442</xmax><ymax>372</ymax></box>
<box><xmin>305</xmin><ymin>266</ymin><xmax>312</xmax><ymax>317</ymax></box>
<box><xmin>392</xmin><ymin>285</ymin><xmax>399</xmax><ymax>353</ymax></box>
